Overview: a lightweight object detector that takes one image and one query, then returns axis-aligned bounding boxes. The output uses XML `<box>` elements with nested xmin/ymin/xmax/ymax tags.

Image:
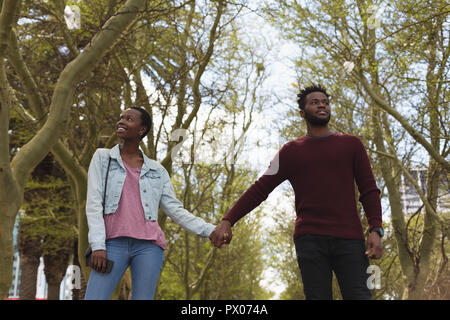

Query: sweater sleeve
<box><xmin>223</xmin><ymin>144</ymin><xmax>290</xmax><ymax>226</ymax></box>
<box><xmin>353</xmin><ymin>138</ymin><xmax>382</xmax><ymax>230</ymax></box>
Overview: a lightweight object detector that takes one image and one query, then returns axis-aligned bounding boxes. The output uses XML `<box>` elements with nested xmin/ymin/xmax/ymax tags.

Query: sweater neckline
<box><xmin>304</xmin><ymin>132</ymin><xmax>337</xmax><ymax>139</ymax></box>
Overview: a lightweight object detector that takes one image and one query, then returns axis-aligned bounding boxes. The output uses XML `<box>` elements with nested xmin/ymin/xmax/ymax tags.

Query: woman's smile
<box><xmin>117</xmin><ymin>124</ymin><xmax>127</xmax><ymax>133</ymax></box>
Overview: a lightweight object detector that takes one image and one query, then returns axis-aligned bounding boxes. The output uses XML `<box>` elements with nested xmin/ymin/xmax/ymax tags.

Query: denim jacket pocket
<box><xmin>139</xmin><ymin>170</ymin><xmax>161</xmax><ymax>221</ymax></box>
<box><xmin>145</xmin><ymin>170</ymin><xmax>162</xmax><ymax>196</ymax></box>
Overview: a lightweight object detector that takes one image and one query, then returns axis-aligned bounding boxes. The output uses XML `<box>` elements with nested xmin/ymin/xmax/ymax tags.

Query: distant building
<box><xmin>400</xmin><ymin>167</ymin><xmax>450</xmax><ymax>214</ymax></box>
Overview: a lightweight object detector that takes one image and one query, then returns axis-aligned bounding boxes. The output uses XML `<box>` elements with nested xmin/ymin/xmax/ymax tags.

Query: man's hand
<box><xmin>91</xmin><ymin>249</ymin><xmax>107</xmax><ymax>273</ymax></box>
<box><xmin>209</xmin><ymin>220</ymin><xmax>232</xmax><ymax>248</ymax></box>
<box><xmin>366</xmin><ymin>232</ymin><xmax>383</xmax><ymax>259</ymax></box>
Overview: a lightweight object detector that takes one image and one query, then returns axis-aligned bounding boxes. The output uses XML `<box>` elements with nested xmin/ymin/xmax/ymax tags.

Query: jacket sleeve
<box><xmin>159</xmin><ymin>168</ymin><xmax>215</xmax><ymax>238</ymax></box>
<box><xmin>85</xmin><ymin>149</ymin><xmax>107</xmax><ymax>251</ymax></box>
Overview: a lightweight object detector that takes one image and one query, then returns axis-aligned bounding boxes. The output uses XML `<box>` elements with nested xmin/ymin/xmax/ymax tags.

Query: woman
<box><xmin>84</xmin><ymin>107</ymin><xmax>216</xmax><ymax>300</ymax></box>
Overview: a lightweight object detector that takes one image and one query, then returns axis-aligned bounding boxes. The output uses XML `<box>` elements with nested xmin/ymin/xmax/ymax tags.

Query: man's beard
<box><xmin>304</xmin><ymin>109</ymin><xmax>330</xmax><ymax>126</ymax></box>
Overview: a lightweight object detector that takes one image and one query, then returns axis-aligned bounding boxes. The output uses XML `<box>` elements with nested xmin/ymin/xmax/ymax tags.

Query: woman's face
<box><xmin>116</xmin><ymin>108</ymin><xmax>146</xmax><ymax>140</ymax></box>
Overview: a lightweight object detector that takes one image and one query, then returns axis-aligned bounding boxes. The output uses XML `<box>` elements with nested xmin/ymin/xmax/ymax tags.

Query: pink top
<box><xmin>104</xmin><ymin>161</ymin><xmax>167</xmax><ymax>250</ymax></box>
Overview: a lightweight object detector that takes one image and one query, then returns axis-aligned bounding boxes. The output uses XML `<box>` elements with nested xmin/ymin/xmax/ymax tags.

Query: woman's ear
<box><xmin>140</xmin><ymin>126</ymin><xmax>146</xmax><ymax>136</ymax></box>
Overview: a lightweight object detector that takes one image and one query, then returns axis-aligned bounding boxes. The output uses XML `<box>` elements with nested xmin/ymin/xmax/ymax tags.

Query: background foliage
<box><xmin>0</xmin><ymin>0</ymin><xmax>448</xmax><ymax>299</ymax></box>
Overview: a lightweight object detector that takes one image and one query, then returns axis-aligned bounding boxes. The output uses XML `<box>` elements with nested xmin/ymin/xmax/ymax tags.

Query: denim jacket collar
<box><xmin>108</xmin><ymin>144</ymin><xmax>159</xmax><ymax>176</ymax></box>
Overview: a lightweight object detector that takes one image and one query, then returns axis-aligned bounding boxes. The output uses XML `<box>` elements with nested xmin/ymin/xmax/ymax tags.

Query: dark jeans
<box><xmin>294</xmin><ymin>234</ymin><xmax>371</xmax><ymax>300</ymax></box>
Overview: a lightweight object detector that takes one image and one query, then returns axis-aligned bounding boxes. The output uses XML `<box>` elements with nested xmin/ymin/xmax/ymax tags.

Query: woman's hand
<box><xmin>209</xmin><ymin>220</ymin><xmax>232</xmax><ymax>248</ymax></box>
<box><xmin>91</xmin><ymin>249</ymin><xmax>107</xmax><ymax>273</ymax></box>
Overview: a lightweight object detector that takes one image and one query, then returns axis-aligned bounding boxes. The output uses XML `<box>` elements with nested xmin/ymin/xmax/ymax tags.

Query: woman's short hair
<box><xmin>130</xmin><ymin>106</ymin><xmax>152</xmax><ymax>140</ymax></box>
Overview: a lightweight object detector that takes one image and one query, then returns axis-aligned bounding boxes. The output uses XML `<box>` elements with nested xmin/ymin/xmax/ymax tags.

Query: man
<box><xmin>210</xmin><ymin>84</ymin><xmax>383</xmax><ymax>300</ymax></box>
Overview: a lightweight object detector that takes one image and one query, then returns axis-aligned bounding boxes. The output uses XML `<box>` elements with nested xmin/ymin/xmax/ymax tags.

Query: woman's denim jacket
<box><xmin>86</xmin><ymin>144</ymin><xmax>215</xmax><ymax>251</ymax></box>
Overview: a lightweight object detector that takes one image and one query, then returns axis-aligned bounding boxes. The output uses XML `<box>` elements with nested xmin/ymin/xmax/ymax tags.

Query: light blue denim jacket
<box><xmin>86</xmin><ymin>144</ymin><xmax>215</xmax><ymax>251</ymax></box>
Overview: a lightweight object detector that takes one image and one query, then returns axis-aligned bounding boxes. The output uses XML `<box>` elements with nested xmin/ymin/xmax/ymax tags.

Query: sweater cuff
<box><xmin>222</xmin><ymin>217</ymin><xmax>235</xmax><ymax>227</ymax></box>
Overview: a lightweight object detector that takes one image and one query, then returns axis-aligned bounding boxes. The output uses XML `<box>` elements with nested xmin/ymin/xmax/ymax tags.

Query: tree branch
<box><xmin>10</xmin><ymin>0</ymin><xmax>147</xmax><ymax>189</ymax></box>
<box><xmin>356</xmin><ymin>69</ymin><xmax>450</xmax><ymax>172</ymax></box>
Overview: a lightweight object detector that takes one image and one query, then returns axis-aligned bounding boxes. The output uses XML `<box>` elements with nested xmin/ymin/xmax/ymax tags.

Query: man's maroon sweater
<box><xmin>223</xmin><ymin>132</ymin><xmax>382</xmax><ymax>240</ymax></box>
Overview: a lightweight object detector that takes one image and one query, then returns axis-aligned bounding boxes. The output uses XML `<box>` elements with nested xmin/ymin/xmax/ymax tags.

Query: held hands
<box><xmin>209</xmin><ymin>220</ymin><xmax>232</xmax><ymax>248</ymax></box>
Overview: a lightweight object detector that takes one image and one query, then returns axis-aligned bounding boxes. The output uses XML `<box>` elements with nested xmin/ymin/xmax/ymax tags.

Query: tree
<box><xmin>266</xmin><ymin>0</ymin><xmax>449</xmax><ymax>299</ymax></box>
<box><xmin>0</xmin><ymin>0</ymin><xmax>149</xmax><ymax>299</ymax></box>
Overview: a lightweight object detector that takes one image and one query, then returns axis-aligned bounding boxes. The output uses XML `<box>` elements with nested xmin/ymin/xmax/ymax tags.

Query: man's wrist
<box><xmin>369</xmin><ymin>226</ymin><xmax>384</xmax><ymax>238</ymax></box>
<box><xmin>221</xmin><ymin>218</ymin><xmax>232</xmax><ymax>226</ymax></box>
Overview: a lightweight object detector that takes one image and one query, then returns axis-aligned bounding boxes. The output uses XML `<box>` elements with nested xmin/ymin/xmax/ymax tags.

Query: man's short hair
<box><xmin>297</xmin><ymin>84</ymin><xmax>330</xmax><ymax>110</ymax></box>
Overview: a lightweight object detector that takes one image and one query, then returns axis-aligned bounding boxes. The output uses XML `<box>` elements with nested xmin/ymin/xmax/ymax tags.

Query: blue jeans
<box><xmin>85</xmin><ymin>237</ymin><xmax>164</xmax><ymax>300</ymax></box>
<box><xmin>294</xmin><ymin>234</ymin><xmax>371</xmax><ymax>300</ymax></box>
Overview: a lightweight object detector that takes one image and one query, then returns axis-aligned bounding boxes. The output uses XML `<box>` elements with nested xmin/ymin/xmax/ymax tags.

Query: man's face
<box><xmin>300</xmin><ymin>91</ymin><xmax>330</xmax><ymax>126</ymax></box>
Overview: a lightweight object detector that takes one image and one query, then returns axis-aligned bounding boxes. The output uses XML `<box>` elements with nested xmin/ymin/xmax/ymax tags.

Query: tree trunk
<box><xmin>50</xmin><ymin>142</ymin><xmax>90</xmax><ymax>281</ymax></box>
<box><xmin>71</xmin><ymin>240</ymin><xmax>86</xmax><ymax>300</ymax></box>
<box><xmin>364</xmin><ymin>22</ymin><xmax>416</xmax><ymax>297</ymax></box>
<box><xmin>0</xmin><ymin>208</ymin><xmax>20</xmax><ymax>298</ymax></box>
<box><xmin>17</xmin><ymin>222</ymin><xmax>42</xmax><ymax>300</ymax></box>
<box><xmin>18</xmin><ymin>255</ymin><xmax>39</xmax><ymax>300</ymax></box>
<box><xmin>405</xmin><ymin>15</ymin><xmax>443</xmax><ymax>298</ymax></box>
<box><xmin>0</xmin><ymin>0</ymin><xmax>21</xmax><ymax>298</ymax></box>
<box><xmin>371</xmin><ymin>106</ymin><xmax>416</xmax><ymax>294</ymax></box>
<box><xmin>43</xmin><ymin>249</ymin><xmax>70</xmax><ymax>300</ymax></box>
<box><xmin>406</xmin><ymin>161</ymin><xmax>440</xmax><ymax>300</ymax></box>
